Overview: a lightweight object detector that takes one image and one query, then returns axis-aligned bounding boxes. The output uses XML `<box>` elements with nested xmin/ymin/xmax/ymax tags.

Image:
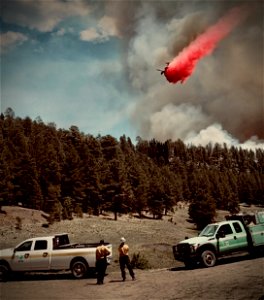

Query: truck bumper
<box><xmin>172</xmin><ymin>244</ymin><xmax>197</xmax><ymax>262</ymax></box>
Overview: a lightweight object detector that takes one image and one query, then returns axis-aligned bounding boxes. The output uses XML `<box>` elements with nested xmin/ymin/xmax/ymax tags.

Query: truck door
<box><xmin>10</xmin><ymin>240</ymin><xmax>33</xmax><ymax>271</ymax></box>
<box><xmin>231</xmin><ymin>222</ymin><xmax>248</xmax><ymax>250</ymax></box>
<box><xmin>249</xmin><ymin>224</ymin><xmax>264</xmax><ymax>246</ymax></box>
<box><xmin>30</xmin><ymin>240</ymin><xmax>50</xmax><ymax>270</ymax></box>
<box><xmin>217</xmin><ymin>224</ymin><xmax>242</xmax><ymax>253</ymax></box>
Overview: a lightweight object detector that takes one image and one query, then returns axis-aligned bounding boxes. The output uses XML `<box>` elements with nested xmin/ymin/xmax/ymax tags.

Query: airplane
<box><xmin>156</xmin><ymin>69</ymin><xmax>166</xmax><ymax>75</ymax></box>
<box><xmin>156</xmin><ymin>62</ymin><xmax>169</xmax><ymax>75</ymax></box>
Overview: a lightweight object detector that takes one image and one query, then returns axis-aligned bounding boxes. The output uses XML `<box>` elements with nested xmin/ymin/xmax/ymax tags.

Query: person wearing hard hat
<box><xmin>118</xmin><ymin>237</ymin><xmax>135</xmax><ymax>281</ymax></box>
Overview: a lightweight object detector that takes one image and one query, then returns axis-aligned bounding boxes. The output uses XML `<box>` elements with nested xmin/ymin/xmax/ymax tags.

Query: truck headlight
<box><xmin>190</xmin><ymin>244</ymin><xmax>199</xmax><ymax>253</ymax></box>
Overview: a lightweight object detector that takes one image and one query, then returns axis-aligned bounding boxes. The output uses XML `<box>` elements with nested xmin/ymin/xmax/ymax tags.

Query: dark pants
<box><xmin>119</xmin><ymin>255</ymin><xmax>135</xmax><ymax>280</ymax></box>
<box><xmin>96</xmin><ymin>258</ymin><xmax>107</xmax><ymax>284</ymax></box>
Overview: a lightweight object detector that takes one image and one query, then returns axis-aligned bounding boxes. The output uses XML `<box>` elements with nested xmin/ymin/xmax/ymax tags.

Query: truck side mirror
<box><xmin>216</xmin><ymin>231</ymin><xmax>225</xmax><ymax>239</ymax></box>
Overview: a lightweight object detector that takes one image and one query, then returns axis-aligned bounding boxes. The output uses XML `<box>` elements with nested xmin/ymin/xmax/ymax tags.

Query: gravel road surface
<box><xmin>1</xmin><ymin>255</ymin><xmax>263</xmax><ymax>300</ymax></box>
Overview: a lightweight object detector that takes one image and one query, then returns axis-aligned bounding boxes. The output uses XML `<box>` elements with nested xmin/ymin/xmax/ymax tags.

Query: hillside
<box><xmin>1</xmin><ymin>114</ymin><xmax>263</xmax><ymax>225</ymax></box>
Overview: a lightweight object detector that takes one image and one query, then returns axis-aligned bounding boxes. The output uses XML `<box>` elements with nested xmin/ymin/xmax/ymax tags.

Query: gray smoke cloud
<box><xmin>4</xmin><ymin>1</ymin><xmax>261</xmax><ymax>148</ymax></box>
<box><xmin>107</xmin><ymin>1</ymin><xmax>263</xmax><ymax>148</ymax></box>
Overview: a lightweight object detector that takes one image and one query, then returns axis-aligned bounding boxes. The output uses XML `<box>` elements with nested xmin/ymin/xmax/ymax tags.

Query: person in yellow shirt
<box><xmin>96</xmin><ymin>240</ymin><xmax>110</xmax><ymax>284</ymax></box>
<box><xmin>118</xmin><ymin>237</ymin><xmax>135</xmax><ymax>281</ymax></box>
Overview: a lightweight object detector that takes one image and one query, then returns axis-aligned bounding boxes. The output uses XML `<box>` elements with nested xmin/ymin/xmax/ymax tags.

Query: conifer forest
<box><xmin>1</xmin><ymin>108</ymin><xmax>263</xmax><ymax>228</ymax></box>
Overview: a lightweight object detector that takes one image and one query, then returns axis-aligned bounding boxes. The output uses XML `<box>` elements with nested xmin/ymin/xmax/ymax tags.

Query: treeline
<box><xmin>0</xmin><ymin>108</ymin><xmax>263</xmax><ymax>227</ymax></box>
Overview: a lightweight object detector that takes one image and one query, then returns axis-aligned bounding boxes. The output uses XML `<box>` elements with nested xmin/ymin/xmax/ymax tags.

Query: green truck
<box><xmin>172</xmin><ymin>211</ymin><xmax>264</xmax><ymax>268</ymax></box>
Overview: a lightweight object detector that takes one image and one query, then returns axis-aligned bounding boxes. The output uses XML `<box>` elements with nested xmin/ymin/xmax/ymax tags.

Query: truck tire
<box><xmin>0</xmin><ymin>263</ymin><xmax>10</xmax><ymax>282</ymax></box>
<box><xmin>71</xmin><ymin>260</ymin><xmax>88</xmax><ymax>279</ymax></box>
<box><xmin>200</xmin><ymin>250</ymin><xmax>216</xmax><ymax>267</ymax></box>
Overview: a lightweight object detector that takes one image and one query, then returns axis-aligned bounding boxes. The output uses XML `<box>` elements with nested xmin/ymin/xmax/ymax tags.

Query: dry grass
<box><xmin>0</xmin><ymin>203</ymin><xmax>262</xmax><ymax>271</ymax></box>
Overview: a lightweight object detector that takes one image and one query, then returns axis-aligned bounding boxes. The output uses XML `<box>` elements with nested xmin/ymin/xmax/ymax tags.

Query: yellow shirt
<box><xmin>118</xmin><ymin>244</ymin><xmax>129</xmax><ymax>257</ymax></box>
<box><xmin>96</xmin><ymin>245</ymin><xmax>110</xmax><ymax>260</ymax></box>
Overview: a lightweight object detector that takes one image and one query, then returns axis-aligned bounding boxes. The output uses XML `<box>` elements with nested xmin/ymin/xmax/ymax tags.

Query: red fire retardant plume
<box><xmin>164</xmin><ymin>5</ymin><xmax>251</xmax><ymax>84</ymax></box>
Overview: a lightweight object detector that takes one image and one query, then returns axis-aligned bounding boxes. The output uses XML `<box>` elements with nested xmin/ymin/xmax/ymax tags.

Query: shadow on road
<box><xmin>169</xmin><ymin>251</ymin><xmax>264</xmax><ymax>272</ymax></box>
<box><xmin>108</xmin><ymin>279</ymin><xmax>124</xmax><ymax>283</ymax></box>
<box><xmin>5</xmin><ymin>271</ymin><xmax>97</xmax><ymax>282</ymax></box>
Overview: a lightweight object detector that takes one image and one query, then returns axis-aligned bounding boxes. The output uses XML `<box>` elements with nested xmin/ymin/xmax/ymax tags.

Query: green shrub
<box><xmin>62</xmin><ymin>197</ymin><xmax>74</xmax><ymax>220</ymax></box>
<box><xmin>75</xmin><ymin>205</ymin><xmax>83</xmax><ymax>218</ymax></box>
<box><xmin>131</xmin><ymin>252</ymin><xmax>150</xmax><ymax>269</ymax></box>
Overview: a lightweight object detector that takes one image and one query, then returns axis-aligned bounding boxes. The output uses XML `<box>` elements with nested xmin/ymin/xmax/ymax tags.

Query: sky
<box><xmin>1</xmin><ymin>0</ymin><xmax>263</xmax><ymax>150</ymax></box>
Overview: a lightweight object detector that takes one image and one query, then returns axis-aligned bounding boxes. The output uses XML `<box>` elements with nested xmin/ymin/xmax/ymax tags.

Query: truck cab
<box><xmin>200</xmin><ymin>220</ymin><xmax>249</xmax><ymax>253</ymax></box>
<box><xmin>6</xmin><ymin>234</ymin><xmax>69</xmax><ymax>272</ymax></box>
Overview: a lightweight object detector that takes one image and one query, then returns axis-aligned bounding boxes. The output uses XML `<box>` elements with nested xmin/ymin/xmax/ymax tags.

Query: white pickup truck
<box><xmin>0</xmin><ymin>233</ymin><xmax>112</xmax><ymax>280</ymax></box>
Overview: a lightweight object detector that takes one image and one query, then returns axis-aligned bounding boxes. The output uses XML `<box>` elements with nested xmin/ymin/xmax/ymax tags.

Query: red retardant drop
<box><xmin>164</xmin><ymin>4</ymin><xmax>251</xmax><ymax>84</ymax></box>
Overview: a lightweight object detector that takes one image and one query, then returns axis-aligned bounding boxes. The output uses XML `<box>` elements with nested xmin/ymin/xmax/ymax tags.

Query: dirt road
<box><xmin>1</xmin><ymin>255</ymin><xmax>263</xmax><ymax>300</ymax></box>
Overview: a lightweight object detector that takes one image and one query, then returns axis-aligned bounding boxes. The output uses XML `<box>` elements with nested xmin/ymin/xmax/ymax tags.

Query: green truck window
<box><xmin>233</xmin><ymin>222</ymin><xmax>243</xmax><ymax>233</ymax></box>
<box><xmin>219</xmin><ymin>224</ymin><xmax>233</xmax><ymax>235</ymax></box>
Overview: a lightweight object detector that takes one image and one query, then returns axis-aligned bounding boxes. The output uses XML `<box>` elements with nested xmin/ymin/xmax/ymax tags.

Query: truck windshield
<box><xmin>199</xmin><ymin>225</ymin><xmax>218</xmax><ymax>237</ymax></box>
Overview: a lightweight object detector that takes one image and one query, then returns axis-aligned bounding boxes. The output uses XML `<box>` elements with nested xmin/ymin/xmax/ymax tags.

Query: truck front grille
<box><xmin>173</xmin><ymin>243</ymin><xmax>191</xmax><ymax>261</ymax></box>
<box><xmin>178</xmin><ymin>243</ymin><xmax>191</xmax><ymax>255</ymax></box>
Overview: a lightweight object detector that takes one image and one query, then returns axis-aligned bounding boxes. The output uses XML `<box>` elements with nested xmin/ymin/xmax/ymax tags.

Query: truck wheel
<box><xmin>71</xmin><ymin>260</ymin><xmax>87</xmax><ymax>279</ymax></box>
<box><xmin>0</xmin><ymin>264</ymin><xmax>10</xmax><ymax>281</ymax></box>
<box><xmin>200</xmin><ymin>250</ymin><xmax>216</xmax><ymax>267</ymax></box>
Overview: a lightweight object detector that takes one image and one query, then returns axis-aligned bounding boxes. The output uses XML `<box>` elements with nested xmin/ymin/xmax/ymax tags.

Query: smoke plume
<box><xmin>165</xmin><ymin>5</ymin><xmax>252</xmax><ymax>84</ymax></box>
<box><xmin>107</xmin><ymin>1</ymin><xmax>263</xmax><ymax>149</ymax></box>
